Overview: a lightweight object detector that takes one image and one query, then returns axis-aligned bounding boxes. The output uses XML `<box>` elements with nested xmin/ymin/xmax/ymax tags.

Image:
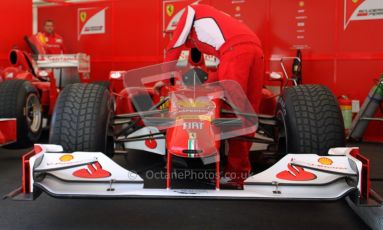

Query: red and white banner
<box><xmin>163</xmin><ymin>0</ymin><xmax>189</xmax><ymax>33</ymax></box>
<box><xmin>163</xmin><ymin>0</ymin><xmax>202</xmax><ymax>33</ymax></box>
<box><xmin>344</xmin><ymin>0</ymin><xmax>383</xmax><ymax>29</ymax></box>
<box><xmin>78</xmin><ymin>7</ymin><xmax>108</xmax><ymax>39</ymax></box>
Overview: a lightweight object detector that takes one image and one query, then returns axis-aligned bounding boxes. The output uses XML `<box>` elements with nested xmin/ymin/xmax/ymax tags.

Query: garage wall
<box><xmin>0</xmin><ymin>0</ymin><xmax>32</xmax><ymax>66</ymax></box>
<box><xmin>37</xmin><ymin>0</ymin><xmax>164</xmax><ymax>82</ymax></box>
<box><xmin>38</xmin><ymin>0</ymin><xmax>383</xmax><ymax>142</ymax></box>
<box><xmin>251</xmin><ymin>0</ymin><xmax>383</xmax><ymax>142</ymax></box>
<box><xmin>37</xmin><ymin>0</ymin><xmax>258</xmax><ymax>81</ymax></box>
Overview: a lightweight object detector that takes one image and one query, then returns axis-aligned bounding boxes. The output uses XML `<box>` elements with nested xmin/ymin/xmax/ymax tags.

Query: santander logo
<box><xmin>145</xmin><ymin>132</ymin><xmax>157</xmax><ymax>149</ymax></box>
<box><xmin>145</xmin><ymin>139</ymin><xmax>157</xmax><ymax>149</ymax></box>
<box><xmin>276</xmin><ymin>164</ymin><xmax>317</xmax><ymax>181</ymax></box>
<box><xmin>73</xmin><ymin>162</ymin><xmax>111</xmax><ymax>179</ymax></box>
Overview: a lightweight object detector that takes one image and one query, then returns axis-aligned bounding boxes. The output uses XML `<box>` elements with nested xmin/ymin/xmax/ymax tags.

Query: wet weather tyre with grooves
<box><xmin>276</xmin><ymin>85</ymin><xmax>345</xmax><ymax>155</ymax></box>
<box><xmin>49</xmin><ymin>83</ymin><xmax>113</xmax><ymax>156</ymax></box>
<box><xmin>0</xmin><ymin>79</ymin><xmax>42</xmax><ymax>147</ymax></box>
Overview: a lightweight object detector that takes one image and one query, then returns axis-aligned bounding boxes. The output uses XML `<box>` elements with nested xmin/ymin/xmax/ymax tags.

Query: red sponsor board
<box><xmin>345</xmin><ymin>0</ymin><xmax>383</xmax><ymax>29</ymax></box>
<box><xmin>163</xmin><ymin>0</ymin><xmax>189</xmax><ymax>33</ymax></box>
<box><xmin>345</xmin><ymin>0</ymin><xmax>366</xmax><ymax>26</ymax></box>
<box><xmin>78</xmin><ymin>7</ymin><xmax>108</xmax><ymax>39</ymax></box>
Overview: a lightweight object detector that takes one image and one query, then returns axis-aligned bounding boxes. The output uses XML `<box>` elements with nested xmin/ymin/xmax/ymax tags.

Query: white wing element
<box><xmin>26</xmin><ymin>145</ymin><xmax>362</xmax><ymax>201</ymax></box>
<box><xmin>123</xmin><ymin>127</ymin><xmax>166</xmax><ymax>155</ymax></box>
<box><xmin>30</xmin><ymin>144</ymin><xmax>143</xmax><ymax>183</ymax></box>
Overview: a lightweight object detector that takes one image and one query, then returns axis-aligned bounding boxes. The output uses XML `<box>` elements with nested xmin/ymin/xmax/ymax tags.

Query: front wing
<box><xmin>7</xmin><ymin>144</ymin><xmax>373</xmax><ymax>201</ymax></box>
<box><xmin>7</xmin><ymin>144</ymin><xmax>383</xmax><ymax>228</ymax></box>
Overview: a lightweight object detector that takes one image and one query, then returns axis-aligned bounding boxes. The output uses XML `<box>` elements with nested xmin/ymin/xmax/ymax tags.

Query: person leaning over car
<box><xmin>35</xmin><ymin>19</ymin><xmax>65</xmax><ymax>54</ymax></box>
<box><xmin>160</xmin><ymin>4</ymin><xmax>264</xmax><ymax>187</ymax></box>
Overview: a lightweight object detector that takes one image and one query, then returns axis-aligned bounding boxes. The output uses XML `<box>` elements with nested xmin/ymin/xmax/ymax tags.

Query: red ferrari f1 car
<box><xmin>0</xmin><ymin>36</ymin><xmax>90</xmax><ymax>147</ymax></box>
<box><xmin>7</xmin><ymin>51</ymin><xmax>382</xmax><ymax>229</ymax></box>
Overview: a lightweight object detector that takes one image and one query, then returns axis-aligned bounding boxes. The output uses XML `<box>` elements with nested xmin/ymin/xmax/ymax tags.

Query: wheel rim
<box><xmin>25</xmin><ymin>93</ymin><xmax>42</xmax><ymax>133</ymax></box>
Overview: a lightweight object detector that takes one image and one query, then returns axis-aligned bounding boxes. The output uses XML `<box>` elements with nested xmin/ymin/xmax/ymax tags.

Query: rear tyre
<box><xmin>0</xmin><ymin>79</ymin><xmax>42</xmax><ymax>147</ymax></box>
<box><xmin>49</xmin><ymin>83</ymin><xmax>113</xmax><ymax>156</ymax></box>
<box><xmin>276</xmin><ymin>85</ymin><xmax>345</xmax><ymax>155</ymax></box>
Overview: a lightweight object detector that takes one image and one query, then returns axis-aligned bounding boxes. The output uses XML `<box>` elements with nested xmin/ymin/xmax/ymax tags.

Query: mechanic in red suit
<box><xmin>165</xmin><ymin>4</ymin><xmax>264</xmax><ymax>186</ymax></box>
<box><xmin>36</xmin><ymin>20</ymin><xmax>65</xmax><ymax>54</ymax></box>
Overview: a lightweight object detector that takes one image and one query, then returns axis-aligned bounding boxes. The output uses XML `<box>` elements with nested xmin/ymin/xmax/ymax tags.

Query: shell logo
<box><xmin>60</xmin><ymin>154</ymin><xmax>74</xmax><ymax>162</ymax></box>
<box><xmin>318</xmin><ymin>157</ymin><xmax>333</xmax><ymax>165</ymax></box>
<box><xmin>299</xmin><ymin>1</ymin><xmax>305</xmax><ymax>7</ymax></box>
<box><xmin>352</xmin><ymin>0</ymin><xmax>359</xmax><ymax>3</ymax></box>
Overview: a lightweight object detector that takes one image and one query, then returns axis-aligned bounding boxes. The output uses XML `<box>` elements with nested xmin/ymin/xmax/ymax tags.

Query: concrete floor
<box><xmin>0</xmin><ymin>142</ymin><xmax>382</xmax><ymax>230</ymax></box>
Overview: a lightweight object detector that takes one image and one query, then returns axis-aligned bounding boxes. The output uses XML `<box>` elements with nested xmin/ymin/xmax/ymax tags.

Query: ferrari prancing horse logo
<box><xmin>80</xmin><ymin>11</ymin><xmax>87</xmax><ymax>22</ymax></box>
<box><xmin>166</xmin><ymin>4</ymin><xmax>175</xmax><ymax>17</ymax></box>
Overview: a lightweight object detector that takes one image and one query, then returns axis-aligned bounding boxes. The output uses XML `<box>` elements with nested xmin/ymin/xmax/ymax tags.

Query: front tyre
<box><xmin>276</xmin><ymin>85</ymin><xmax>345</xmax><ymax>155</ymax></box>
<box><xmin>49</xmin><ymin>83</ymin><xmax>113</xmax><ymax>156</ymax></box>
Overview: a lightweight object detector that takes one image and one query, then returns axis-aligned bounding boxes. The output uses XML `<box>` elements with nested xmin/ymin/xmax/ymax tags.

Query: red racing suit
<box><xmin>166</xmin><ymin>4</ymin><xmax>264</xmax><ymax>181</ymax></box>
<box><xmin>36</xmin><ymin>32</ymin><xmax>65</xmax><ymax>54</ymax></box>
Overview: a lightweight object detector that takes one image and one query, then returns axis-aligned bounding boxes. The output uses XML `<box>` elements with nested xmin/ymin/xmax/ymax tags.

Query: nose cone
<box><xmin>167</xmin><ymin>119</ymin><xmax>218</xmax><ymax>158</ymax></box>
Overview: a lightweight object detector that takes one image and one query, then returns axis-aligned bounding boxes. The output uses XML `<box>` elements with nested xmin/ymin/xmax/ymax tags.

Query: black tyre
<box><xmin>0</xmin><ymin>79</ymin><xmax>42</xmax><ymax>147</ymax></box>
<box><xmin>49</xmin><ymin>83</ymin><xmax>113</xmax><ymax>156</ymax></box>
<box><xmin>276</xmin><ymin>85</ymin><xmax>345</xmax><ymax>155</ymax></box>
<box><xmin>92</xmin><ymin>81</ymin><xmax>110</xmax><ymax>90</ymax></box>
